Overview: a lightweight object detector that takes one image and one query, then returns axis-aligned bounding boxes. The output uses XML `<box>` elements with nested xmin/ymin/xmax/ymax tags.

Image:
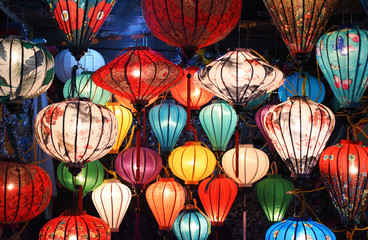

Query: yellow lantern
<box><xmin>106</xmin><ymin>103</ymin><xmax>133</xmax><ymax>154</ymax></box>
<box><xmin>168</xmin><ymin>142</ymin><xmax>216</xmax><ymax>185</ymax></box>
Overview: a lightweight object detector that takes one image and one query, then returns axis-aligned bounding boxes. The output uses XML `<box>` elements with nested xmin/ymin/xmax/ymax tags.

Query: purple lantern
<box><xmin>115</xmin><ymin>147</ymin><xmax>162</xmax><ymax>190</ymax></box>
<box><xmin>256</xmin><ymin>105</ymin><xmax>275</xmax><ymax>151</ymax></box>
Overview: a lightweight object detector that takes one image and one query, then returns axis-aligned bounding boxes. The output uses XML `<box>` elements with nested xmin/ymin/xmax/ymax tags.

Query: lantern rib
<box><xmin>149</xmin><ymin>182</ymin><xmax>163</xmax><ymax>225</ymax></box>
<box><xmin>280</xmin><ymin>101</ymin><xmax>295</xmax><ymax>174</ymax></box>
<box><xmin>330</xmin><ymin>145</ymin><xmax>346</xmax><ymax>219</ymax></box>
<box><xmin>162</xmin><ymin>181</ymin><xmax>170</xmax><ymax>226</ymax></box>
<box><xmin>219</xmin><ymin>52</ymin><xmax>237</xmax><ymax>104</ymax></box>
<box><xmin>221</xmin><ymin>180</ymin><xmax>233</xmax><ymax>222</ymax></box>
<box><xmin>356</xmin><ymin>30</ymin><xmax>368</xmax><ymax>102</ymax></box>
<box><xmin>157</xmin><ymin>104</ymin><xmax>166</xmax><ymax>147</ymax></box>
<box><xmin>162</xmin><ymin>0</ymin><xmax>184</xmax><ymax>46</ymax></box>
<box><xmin>139</xmin><ymin>51</ymin><xmax>159</xmax><ymax>102</ymax></box>
<box><xmin>237</xmin><ymin>52</ymin><xmax>254</xmax><ymax>103</ymax></box>
<box><xmin>0</xmin><ymin>41</ymin><xmax>5</xmax><ymax>96</ymax></box>
<box><xmin>351</xmin><ymin>144</ymin><xmax>359</xmax><ymax>220</ymax></box>
<box><xmin>8</xmin><ymin>39</ymin><xmax>13</xmax><ymax>100</ymax></box>
<box><xmin>114</xmin><ymin>184</ymin><xmax>124</xmax><ymax>228</ymax></box>
<box><xmin>352</xmin><ymin>30</ymin><xmax>360</xmax><ymax>103</ymax></box>
<box><xmin>12</xmin><ymin>164</ymin><xmax>22</xmax><ymax>223</ymax></box>
<box><xmin>61</xmin><ymin>216</ymin><xmax>70</xmax><ymax>239</ymax></box>
<box><xmin>121</xmin><ymin>50</ymin><xmax>137</xmax><ymax>102</ymax></box>
<box><xmin>96</xmin><ymin>185</ymin><xmax>108</xmax><ymax>227</ymax></box>
<box><xmin>124</xmin><ymin>150</ymin><xmax>136</xmax><ymax>185</ymax></box>
<box><xmin>303</xmin><ymin>100</ymin><xmax>313</xmax><ymax>175</ymax></box>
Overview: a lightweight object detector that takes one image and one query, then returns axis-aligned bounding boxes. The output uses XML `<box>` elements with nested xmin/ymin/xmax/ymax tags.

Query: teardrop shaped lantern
<box><xmin>319</xmin><ymin>140</ymin><xmax>368</xmax><ymax>227</ymax></box>
<box><xmin>173</xmin><ymin>209</ymin><xmax>211</xmax><ymax>240</ymax></box>
<box><xmin>316</xmin><ymin>28</ymin><xmax>368</xmax><ymax>108</ymax></box>
<box><xmin>199</xmin><ymin>99</ymin><xmax>237</xmax><ymax>152</ymax></box>
<box><xmin>222</xmin><ymin>144</ymin><xmax>270</xmax><ymax>187</ymax></box>
<box><xmin>0</xmin><ymin>38</ymin><xmax>54</xmax><ymax>103</ymax></box>
<box><xmin>149</xmin><ymin>99</ymin><xmax>187</xmax><ymax>152</ymax></box>
<box><xmin>263</xmin><ymin>0</ymin><xmax>338</xmax><ymax>61</ymax></box>
<box><xmin>169</xmin><ymin>141</ymin><xmax>217</xmax><ymax>185</ymax></box>
<box><xmin>264</xmin><ymin>96</ymin><xmax>335</xmax><ymax>178</ymax></box>
<box><xmin>92</xmin><ymin>179</ymin><xmax>132</xmax><ymax>232</ymax></box>
<box><xmin>194</xmin><ymin>49</ymin><xmax>285</xmax><ymax>108</ymax></box>
<box><xmin>145</xmin><ymin>178</ymin><xmax>185</xmax><ymax>230</ymax></box>
<box><xmin>255</xmin><ymin>104</ymin><xmax>276</xmax><ymax>151</ymax></box>
<box><xmin>198</xmin><ymin>174</ymin><xmax>238</xmax><ymax>226</ymax></box>
<box><xmin>115</xmin><ymin>147</ymin><xmax>162</xmax><ymax>190</ymax></box>
<box><xmin>92</xmin><ymin>47</ymin><xmax>184</xmax><ymax>111</ymax></box>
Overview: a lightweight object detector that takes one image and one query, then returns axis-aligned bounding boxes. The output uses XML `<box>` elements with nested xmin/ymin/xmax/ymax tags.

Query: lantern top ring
<box><xmin>64</xmin><ymin>97</ymin><xmax>92</xmax><ymax>103</ymax></box>
<box><xmin>340</xmin><ymin>139</ymin><xmax>362</xmax><ymax>145</ymax></box>
<box><xmin>287</xmin><ymin>96</ymin><xmax>311</xmax><ymax>101</ymax></box>
<box><xmin>125</xmin><ymin>46</ymin><xmax>150</xmax><ymax>51</ymax></box>
<box><xmin>227</xmin><ymin>48</ymin><xmax>250</xmax><ymax>53</ymax></box>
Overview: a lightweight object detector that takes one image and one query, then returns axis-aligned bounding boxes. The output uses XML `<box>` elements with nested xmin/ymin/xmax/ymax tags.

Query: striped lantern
<box><xmin>172</xmin><ymin>209</ymin><xmax>211</xmax><ymax>240</ymax></box>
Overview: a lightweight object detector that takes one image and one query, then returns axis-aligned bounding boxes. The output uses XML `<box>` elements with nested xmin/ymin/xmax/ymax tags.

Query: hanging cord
<box><xmin>13</xmin><ymin>221</ymin><xmax>30</xmax><ymax>240</ymax></box>
<box><xmin>235</xmin><ymin>124</ymin><xmax>240</xmax><ymax>178</ymax></box>
<box><xmin>136</xmin><ymin>113</ymin><xmax>142</xmax><ymax>182</ymax></box>
<box><xmin>239</xmin><ymin>114</ymin><xmax>257</xmax><ymax>128</ymax></box>
<box><xmin>301</xmin><ymin>72</ymin><xmax>307</xmax><ymax>96</ymax></box>
<box><xmin>242</xmin><ymin>189</ymin><xmax>246</xmax><ymax>240</ymax></box>
<box><xmin>68</xmin><ymin>65</ymin><xmax>79</xmax><ymax>98</ymax></box>
<box><xmin>270</xmin><ymin>161</ymin><xmax>278</xmax><ymax>174</ymax></box>
<box><xmin>315</xmin><ymin>59</ymin><xmax>322</xmax><ymax>102</ymax></box>
<box><xmin>98</xmin><ymin>160</ymin><xmax>118</xmax><ymax>180</ymax></box>
<box><xmin>123</xmin><ymin>124</ymin><xmax>137</xmax><ymax>150</ymax></box>
<box><xmin>142</xmin><ymin>109</ymin><xmax>146</xmax><ymax>145</ymax></box>
<box><xmin>186</xmin><ymin>72</ymin><xmax>199</xmax><ymax>141</ymax></box>
<box><xmin>134</xmin><ymin>191</ymin><xmax>142</xmax><ymax>240</ymax></box>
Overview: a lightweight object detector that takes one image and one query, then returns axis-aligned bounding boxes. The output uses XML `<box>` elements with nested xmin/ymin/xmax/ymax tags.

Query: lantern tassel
<box><xmin>235</xmin><ymin>126</ymin><xmax>240</xmax><ymax>178</ymax></box>
<box><xmin>69</xmin><ymin>65</ymin><xmax>79</xmax><ymax>98</ymax></box>
<box><xmin>186</xmin><ymin>72</ymin><xmax>199</xmax><ymax>141</ymax></box>
<box><xmin>136</xmin><ymin>113</ymin><xmax>141</xmax><ymax>182</ymax></box>
<box><xmin>243</xmin><ymin>190</ymin><xmax>246</xmax><ymax>240</ymax></box>
<box><xmin>77</xmin><ymin>185</ymin><xmax>83</xmax><ymax>212</ymax></box>
<box><xmin>135</xmin><ymin>193</ymin><xmax>141</xmax><ymax>240</ymax></box>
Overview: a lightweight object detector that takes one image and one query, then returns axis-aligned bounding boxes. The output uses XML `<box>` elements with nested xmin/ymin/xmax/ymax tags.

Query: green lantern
<box><xmin>256</xmin><ymin>174</ymin><xmax>294</xmax><ymax>222</ymax></box>
<box><xmin>57</xmin><ymin>161</ymin><xmax>105</xmax><ymax>196</ymax></box>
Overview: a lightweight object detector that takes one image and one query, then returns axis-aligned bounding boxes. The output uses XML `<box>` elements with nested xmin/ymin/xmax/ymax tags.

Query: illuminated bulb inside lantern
<box><xmin>132</xmin><ymin>70</ymin><xmax>140</xmax><ymax>77</ymax></box>
<box><xmin>69</xmin><ymin>235</ymin><xmax>77</xmax><ymax>240</ymax></box>
<box><xmin>350</xmin><ymin>166</ymin><xmax>358</xmax><ymax>175</ymax></box>
<box><xmin>76</xmin><ymin>175</ymin><xmax>85</xmax><ymax>182</ymax></box>
<box><xmin>193</xmin><ymin>88</ymin><xmax>201</xmax><ymax>97</ymax></box>
<box><xmin>7</xmin><ymin>184</ymin><xmax>14</xmax><ymax>190</ymax></box>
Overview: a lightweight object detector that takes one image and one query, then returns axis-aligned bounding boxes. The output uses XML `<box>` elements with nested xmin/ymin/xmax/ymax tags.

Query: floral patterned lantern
<box><xmin>264</xmin><ymin>96</ymin><xmax>335</xmax><ymax>178</ymax></box>
<box><xmin>172</xmin><ymin>209</ymin><xmax>211</xmax><ymax>240</ymax></box>
<box><xmin>255</xmin><ymin>105</ymin><xmax>276</xmax><ymax>151</ymax></box>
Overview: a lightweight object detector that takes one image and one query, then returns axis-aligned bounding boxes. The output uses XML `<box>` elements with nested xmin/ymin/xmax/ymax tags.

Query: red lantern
<box><xmin>198</xmin><ymin>174</ymin><xmax>238</xmax><ymax>226</ymax></box>
<box><xmin>0</xmin><ymin>161</ymin><xmax>52</xmax><ymax>227</ymax></box>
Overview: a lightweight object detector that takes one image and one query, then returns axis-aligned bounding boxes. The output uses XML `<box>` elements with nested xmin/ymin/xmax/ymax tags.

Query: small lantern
<box><xmin>255</xmin><ymin>105</ymin><xmax>276</xmax><ymax>151</ymax></box>
<box><xmin>172</xmin><ymin>209</ymin><xmax>211</xmax><ymax>240</ymax></box>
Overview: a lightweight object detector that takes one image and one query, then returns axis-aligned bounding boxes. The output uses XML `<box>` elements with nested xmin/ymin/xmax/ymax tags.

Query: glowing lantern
<box><xmin>316</xmin><ymin>28</ymin><xmax>368</xmax><ymax>108</ymax></box>
<box><xmin>263</xmin><ymin>0</ymin><xmax>338</xmax><ymax>61</ymax></box>
<box><xmin>0</xmin><ymin>38</ymin><xmax>54</xmax><ymax>103</ymax></box>
<box><xmin>264</xmin><ymin>96</ymin><xmax>335</xmax><ymax>178</ymax></box>
<box><xmin>198</xmin><ymin>174</ymin><xmax>238</xmax><ymax>226</ymax></box>
<box><xmin>168</xmin><ymin>142</ymin><xmax>216</xmax><ymax>185</ymax></box>
<box><xmin>149</xmin><ymin>99</ymin><xmax>187</xmax><ymax>152</ymax></box>
<box><xmin>173</xmin><ymin>209</ymin><xmax>211</xmax><ymax>240</ymax></box>
<box><xmin>92</xmin><ymin>179</ymin><xmax>132</xmax><ymax>232</ymax></box>
<box><xmin>145</xmin><ymin>178</ymin><xmax>185</xmax><ymax>230</ymax></box>
<box><xmin>0</xmin><ymin>161</ymin><xmax>52</xmax><ymax>226</ymax></box>
<box><xmin>170</xmin><ymin>67</ymin><xmax>214</xmax><ymax>109</ymax></box>
<box><xmin>115</xmin><ymin>95</ymin><xmax>158</xmax><ymax>113</ymax></box>
<box><xmin>255</xmin><ymin>105</ymin><xmax>276</xmax><ymax>151</ymax></box>
<box><xmin>199</xmin><ymin>99</ymin><xmax>237</xmax><ymax>152</ymax></box>
<box><xmin>319</xmin><ymin>140</ymin><xmax>368</xmax><ymax>227</ymax></box>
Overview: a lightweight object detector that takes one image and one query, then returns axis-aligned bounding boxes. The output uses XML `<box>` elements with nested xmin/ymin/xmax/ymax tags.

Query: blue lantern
<box><xmin>173</xmin><ymin>209</ymin><xmax>211</xmax><ymax>240</ymax></box>
<box><xmin>266</xmin><ymin>217</ymin><xmax>336</xmax><ymax>240</ymax></box>
<box><xmin>199</xmin><ymin>99</ymin><xmax>237</xmax><ymax>152</ymax></box>
<box><xmin>244</xmin><ymin>93</ymin><xmax>271</xmax><ymax>110</ymax></box>
<box><xmin>316</xmin><ymin>28</ymin><xmax>368</xmax><ymax>108</ymax></box>
<box><xmin>278</xmin><ymin>72</ymin><xmax>325</xmax><ymax>103</ymax></box>
<box><xmin>149</xmin><ymin>99</ymin><xmax>187</xmax><ymax>152</ymax></box>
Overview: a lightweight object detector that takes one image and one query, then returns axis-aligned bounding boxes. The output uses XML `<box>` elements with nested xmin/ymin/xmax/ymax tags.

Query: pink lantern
<box><xmin>255</xmin><ymin>105</ymin><xmax>275</xmax><ymax>151</ymax></box>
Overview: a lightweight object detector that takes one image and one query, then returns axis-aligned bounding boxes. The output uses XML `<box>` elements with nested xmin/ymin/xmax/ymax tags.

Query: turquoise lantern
<box><xmin>244</xmin><ymin>93</ymin><xmax>271</xmax><ymax>110</ymax></box>
<box><xmin>173</xmin><ymin>209</ymin><xmax>211</xmax><ymax>240</ymax></box>
<box><xmin>278</xmin><ymin>72</ymin><xmax>325</xmax><ymax>103</ymax></box>
<box><xmin>316</xmin><ymin>28</ymin><xmax>368</xmax><ymax>108</ymax></box>
<box><xmin>63</xmin><ymin>71</ymin><xmax>112</xmax><ymax>105</ymax></box>
<box><xmin>199</xmin><ymin>99</ymin><xmax>237</xmax><ymax>152</ymax></box>
<box><xmin>149</xmin><ymin>99</ymin><xmax>187</xmax><ymax>152</ymax></box>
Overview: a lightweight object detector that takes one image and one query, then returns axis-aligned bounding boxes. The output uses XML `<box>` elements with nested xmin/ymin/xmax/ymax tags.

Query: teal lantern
<box><xmin>316</xmin><ymin>28</ymin><xmax>368</xmax><ymax>108</ymax></box>
<box><xmin>278</xmin><ymin>72</ymin><xmax>325</xmax><ymax>103</ymax></box>
<box><xmin>149</xmin><ymin>99</ymin><xmax>187</xmax><ymax>152</ymax></box>
<box><xmin>199</xmin><ymin>99</ymin><xmax>237</xmax><ymax>152</ymax></box>
<box><xmin>63</xmin><ymin>71</ymin><xmax>112</xmax><ymax>105</ymax></box>
<box><xmin>57</xmin><ymin>161</ymin><xmax>105</xmax><ymax>196</ymax></box>
<box><xmin>173</xmin><ymin>209</ymin><xmax>211</xmax><ymax>240</ymax></box>
<box><xmin>244</xmin><ymin>93</ymin><xmax>271</xmax><ymax>110</ymax></box>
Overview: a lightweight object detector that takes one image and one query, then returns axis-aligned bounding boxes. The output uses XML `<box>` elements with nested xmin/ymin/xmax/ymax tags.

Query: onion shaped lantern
<box><xmin>194</xmin><ymin>49</ymin><xmax>284</xmax><ymax>109</ymax></box>
<box><xmin>278</xmin><ymin>72</ymin><xmax>325</xmax><ymax>103</ymax></box>
<box><xmin>0</xmin><ymin>161</ymin><xmax>52</xmax><ymax>226</ymax></box>
<box><xmin>92</xmin><ymin>47</ymin><xmax>184</xmax><ymax>111</ymax></box>
<box><xmin>0</xmin><ymin>38</ymin><xmax>54</xmax><ymax>103</ymax></box>
<box><xmin>264</xmin><ymin>96</ymin><xmax>335</xmax><ymax>178</ymax></box>
<box><xmin>319</xmin><ymin>140</ymin><xmax>368</xmax><ymax>227</ymax></box>
<box><xmin>34</xmin><ymin>99</ymin><xmax>118</xmax><ymax>168</ymax></box>
<box><xmin>199</xmin><ymin>100</ymin><xmax>237</xmax><ymax>152</ymax></box>
<box><xmin>316</xmin><ymin>28</ymin><xmax>368</xmax><ymax>108</ymax></box>
<box><xmin>92</xmin><ymin>179</ymin><xmax>132</xmax><ymax>232</ymax></box>
<box><xmin>39</xmin><ymin>211</ymin><xmax>111</xmax><ymax>240</ymax></box>
<box><xmin>198</xmin><ymin>174</ymin><xmax>238</xmax><ymax>226</ymax></box>
<box><xmin>265</xmin><ymin>217</ymin><xmax>336</xmax><ymax>240</ymax></box>
<box><xmin>106</xmin><ymin>103</ymin><xmax>133</xmax><ymax>154</ymax></box>
<box><xmin>222</xmin><ymin>144</ymin><xmax>269</xmax><ymax>187</ymax></box>
<box><xmin>173</xmin><ymin>209</ymin><xmax>211</xmax><ymax>240</ymax></box>
<box><xmin>263</xmin><ymin>0</ymin><xmax>338</xmax><ymax>61</ymax></box>
<box><xmin>168</xmin><ymin>142</ymin><xmax>216</xmax><ymax>185</ymax></box>
<box><xmin>255</xmin><ymin>105</ymin><xmax>276</xmax><ymax>151</ymax></box>
<box><xmin>115</xmin><ymin>147</ymin><xmax>162</xmax><ymax>190</ymax></box>
<box><xmin>149</xmin><ymin>99</ymin><xmax>187</xmax><ymax>152</ymax></box>
<box><xmin>57</xmin><ymin>161</ymin><xmax>105</xmax><ymax>196</ymax></box>
<box><xmin>145</xmin><ymin>178</ymin><xmax>185</xmax><ymax>230</ymax></box>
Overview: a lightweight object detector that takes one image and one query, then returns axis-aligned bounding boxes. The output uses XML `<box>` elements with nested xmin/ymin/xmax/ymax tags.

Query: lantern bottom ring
<box><xmin>211</xmin><ymin>222</ymin><xmax>224</xmax><ymax>226</ymax></box>
<box><xmin>111</xmin><ymin>228</ymin><xmax>119</xmax><ymax>232</ymax></box>
<box><xmin>159</xmin><ymin>226</ymin><xmax>172</xmax><ymax>231</ymax></box>
<box><xmin>290</xmin><ymin>173</ymin><xmax>310</xmax><ymax>179</ymax></box>
<box><xmin>239</xmin><ymin>183</ymin><xmax>252</xmax><ymax>188</ymax></box>
<box><xmin>185</xmin><ymin>181</ymin><xmax>198</xmax><ymax>185</ymax></box>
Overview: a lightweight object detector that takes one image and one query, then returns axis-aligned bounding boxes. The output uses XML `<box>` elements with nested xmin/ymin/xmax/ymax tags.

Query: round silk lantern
<box><xmin>145</xmin><ymin>178</ymin><xmax>185</xmax><ymax>230</ymax></box>
<box><xmin>222</xmin><ymin>144</ymin><xmax>270</xmax><ymax>187</ymax></box>
<box><xmin>115</xmin><ymin>95</ymin><xmax>158</xmax><ymax>113</ymax></box>
<box><xmin>255</xmin><ymin>104</ymin><xmax>276</xmax><ymax>151</ymax></box>
<box><xmin>319</xmin><ymin>140</ymin><xmax>368</xmax><ymax>227</ymax></box>
<box><xmin>141</xmin><ymin>0</ymin><xmax>242</xmax><ymax>58</ymax></box>
<box><xmin>55</xmin><ymin>49</ymin><xmax>105</xmax><ymax>83</ymax></box>
<box><xmin>264</xmin><ymin>96</ymin><xmax>335</xmax><ymax>178</ymax></box>
<box><xmin>199</xmin><ymin>99</ymin><xmax>237</xmax><ymax>152</ymax></box>
<box><xmin>0</xmin><ymin>38</ymin><xmax>54</xmax><ymax>103</ymax></box>
<box><xmin>170</xmin><ymin>67</ymin><xmax>214</xmax><ymax>109</ymax></box>
<box><xmin>173</xmin><ymin>209</ymin><xmax>211</xmax><ymax>240</ymax></box>
<box><xmin>92</xmin><ymin>179</ymin><xmax>132</xmax><ymax>232</ymax></box>
<box><xmin>316</xmin><ymin>28</ymin><xmax>368</xmax><ymax>108</ymax></box>
<box><xmin>57</xmin><ymin>161</ymin><xmax>105</xmax><ymax>195</ymax></box>
<box><xmin>39</xmin><ymin>211</ymin><xmax>111</xmax><ymax>240</ymax></box>
<box><xmin>263</xmin><ymin>0</ymin><xmax>338</xmax><ymax>61</ymax></box>
<box><xmin>198</xmin><ymin>174</ymin><xmax>238</xmax><ymax>226</ymax></box>
<box><xmin>278</xmin><ymin>72</ymin><xmax>325</xmax><ymax>103</ymax></box>
<box><xmin>115</xmin><ymin>147</ymin><xmax>162</xmax><ymax>190</ymax></box>
<box><xmin>169</xmin><ymin>141</ymin><xmax>216</xmax><ymax>185</ymax></box>
<box><xmin>0</xmin><ymin>161</ymin><xmax>52</xmax><ymax>226</ymax></box>
<box><xmin>194</xmin><ymin>49</ymin><xmax>284</xmax><ymax>109</ymax></box>
<box><xmin>149</xmin><ymin>99</ymin><xmax>187</xmax><ymax>152</ymax></box>
<box><xmin>265</xmin><ymin>217</ymin><xmax>336</xmax><ymax>240</ymax></box>
<box><xmin>35</xmin><ymin>99</ymin><xmax>118</xmax><ymax>168</ymax></box>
